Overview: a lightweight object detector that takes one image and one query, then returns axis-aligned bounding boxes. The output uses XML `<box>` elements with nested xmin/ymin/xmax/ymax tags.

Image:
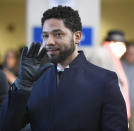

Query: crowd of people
<box><xmin>0</xmin><ymin>5</ymin><xmax>134</xmax><ymax>131</ymax></box>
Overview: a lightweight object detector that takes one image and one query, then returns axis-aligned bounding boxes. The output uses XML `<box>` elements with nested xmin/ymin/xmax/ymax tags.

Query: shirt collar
<box><xmin>57</xmin><ymin>63</ymin><xmax>69</xmax><ymax>72</ymax></box>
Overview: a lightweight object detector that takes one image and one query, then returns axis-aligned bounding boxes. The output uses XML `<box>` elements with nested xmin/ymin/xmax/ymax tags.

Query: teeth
<box><xmin>48</xmin><ymin>49</ymin><xmax>57</xmax><ymax>51</ymax></box>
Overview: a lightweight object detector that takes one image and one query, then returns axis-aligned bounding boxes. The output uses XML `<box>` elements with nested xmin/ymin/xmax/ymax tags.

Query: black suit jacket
<box><xmin>0</xmin><ymin>51</ymin><xmax>128</xmax><ymax>131</ymax></box>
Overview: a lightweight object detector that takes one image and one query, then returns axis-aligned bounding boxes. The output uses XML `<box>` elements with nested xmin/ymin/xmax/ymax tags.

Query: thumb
<box><xmin>33</xmin><ymin>63</ymin><xmax>54</xmax><ymax>81</ymax></box>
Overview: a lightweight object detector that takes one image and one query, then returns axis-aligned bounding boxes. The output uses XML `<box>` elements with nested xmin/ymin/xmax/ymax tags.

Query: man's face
<box><xmin>42</xmin><ymin>18</ymin><xmax>76</xmax><ymax>64</ymax></box>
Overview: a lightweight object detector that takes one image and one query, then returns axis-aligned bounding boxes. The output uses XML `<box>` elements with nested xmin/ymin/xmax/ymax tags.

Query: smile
<box><xmin>47</xmin><ymin>49</ymin><xmax>59</xmax><ymax>55</ymax></box>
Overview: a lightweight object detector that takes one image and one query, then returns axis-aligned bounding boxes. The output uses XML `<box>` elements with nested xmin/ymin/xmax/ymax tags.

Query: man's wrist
<box><xmin>14</xmin><ymin>78</ymin><xmax>33</xmax><ymax>91</ymax></box>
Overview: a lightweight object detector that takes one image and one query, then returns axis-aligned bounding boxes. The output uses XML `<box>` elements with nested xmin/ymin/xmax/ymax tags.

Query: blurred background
<box><xmin>0</xmin><ymin>0</ymin><xmax>134</xmax><ymax>61</ymax></box>
<box><xmin>0</xmin><ymin>0</ymin><xmax>25</xmax><ymax>61</ymax></box>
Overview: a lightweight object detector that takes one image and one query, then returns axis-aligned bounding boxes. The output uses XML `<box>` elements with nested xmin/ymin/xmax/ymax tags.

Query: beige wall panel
<box><xmin>0</xmin><ymin>2</ymin><xmax>25</xmax><ymax>61</ymax></box>
<box><xmin>100</xmin><ymin>2</ymin><xmax>134</xmax><ymax>43</ymax></box>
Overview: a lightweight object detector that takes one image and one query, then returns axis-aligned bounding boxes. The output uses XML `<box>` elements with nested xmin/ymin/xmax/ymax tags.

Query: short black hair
<box><xmin>41</xmin><ymin>6</ymin><xmax>82</xmax><ymax>33</ymax></box>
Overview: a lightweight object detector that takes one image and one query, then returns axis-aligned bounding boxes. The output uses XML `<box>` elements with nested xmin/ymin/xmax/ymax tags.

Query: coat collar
<box><xmin>69</xmin><ymin>50</ymin><xmax>87</xmax><ymax>68</ymax></box>
<box><xmin>53</xmin><ymin>50</ymin><xmax>87</xmax><ymax>71</ymax></box>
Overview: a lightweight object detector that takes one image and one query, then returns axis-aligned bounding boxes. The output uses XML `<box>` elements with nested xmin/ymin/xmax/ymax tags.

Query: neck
<box><xmin>59</xmin><ymin>50</ymin><xmax>78</xmax><ymax>68</ymax></box>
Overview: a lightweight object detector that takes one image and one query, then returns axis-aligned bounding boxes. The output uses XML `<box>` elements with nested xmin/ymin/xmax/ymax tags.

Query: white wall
<box><xmin>74</xmin><ymin>0</ymin><xmax>101</xmax><ymax>45</ymax></box>
<box><xmin>26</xmin><ymin>0</ymin><xmax>100</xmax><ymax>46</ymax></box>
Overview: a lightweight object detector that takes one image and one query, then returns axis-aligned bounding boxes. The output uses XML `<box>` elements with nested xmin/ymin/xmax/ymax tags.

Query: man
<box><xmin>121</xmin><ymin>42</ymin><xmax>134</xmax><ymax>131</ymax></box>
<box><xmin>0</xmin><ymin>6</ymin><xmax>128</xmax><ymax>131</ymax></box>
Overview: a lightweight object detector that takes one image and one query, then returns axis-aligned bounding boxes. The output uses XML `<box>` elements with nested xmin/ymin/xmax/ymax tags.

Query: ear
<box><xmin>73</xmin><ymin>31</ymin><xmax>82</xmax><ymax>45</ymax></box>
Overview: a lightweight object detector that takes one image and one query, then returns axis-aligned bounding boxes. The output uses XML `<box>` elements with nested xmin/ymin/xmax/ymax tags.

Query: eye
<box><xmin>42</xmin><ymin>34</ymin><xmax>48</xmax><ymax>39</ymax></box>
<box><xmin>55</xmin><ymin>32</ymin><xmax>63</xmax><ymax>37</ymax></box>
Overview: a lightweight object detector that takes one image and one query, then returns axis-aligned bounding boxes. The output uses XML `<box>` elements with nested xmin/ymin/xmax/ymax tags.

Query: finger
<box><xmin>27</xmin><ymin>42</ymin><xmax>36</xmax><ymax>57</ymax></box>
<box><xmin>21</xmin><ymin>46</ymin><xmax>28</xmax><ymax>59</ymax></box>
<box><xmin>37</xmin><ymin>48</ymin><xmax>46</xmax><ymax>60</ymax></box>
<box><xmin>33</xmin><ymin>42</ymin><xmax>41</xmax><ymax>57</ymax></box>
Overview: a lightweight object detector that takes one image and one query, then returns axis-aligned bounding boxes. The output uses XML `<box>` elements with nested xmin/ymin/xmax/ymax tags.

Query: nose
<box><xmin>45</xmin><ymin>35</ymin><xmax>55</xmax><ymax>46</ymax></box>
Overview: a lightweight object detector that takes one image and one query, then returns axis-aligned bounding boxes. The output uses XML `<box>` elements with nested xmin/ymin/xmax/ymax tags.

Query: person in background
<box><xmin>0</xmin><ymin>6</ymin><xmax>128</xmax><ymax>131</ymax></box>
<box><xmin>121</xmin><ymin>42</ymin><xmax>134</xmax><ymax>131</ymax></box>
<box><xmin>2</xmin><ymin>49</ymin><xmax>18</xmax><ymax>84</ymax></box>
<box><xmin>84</xmin><ymin>30</ymin><xmax>131</xmax><ymax>120</ymax></box>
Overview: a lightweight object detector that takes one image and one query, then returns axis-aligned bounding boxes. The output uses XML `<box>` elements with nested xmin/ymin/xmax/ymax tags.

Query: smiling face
<box><xmin>42</xmin><ymin>18</ymin><xmax>81</xmax><ymax>66</ymax></box>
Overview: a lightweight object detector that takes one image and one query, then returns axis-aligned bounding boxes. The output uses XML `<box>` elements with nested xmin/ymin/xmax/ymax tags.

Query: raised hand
<box><xmin>14</xmin><ymin>42</ymin><xmax>53</xmax><ymax>90</ymax></box>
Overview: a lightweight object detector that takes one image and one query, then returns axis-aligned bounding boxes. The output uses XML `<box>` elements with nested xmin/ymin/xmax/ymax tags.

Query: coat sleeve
<box><xmin>0</xmin><ymin>84</ymin><xmax>31</xmax><ymax>131</ymax></box>
<box><xmin>101</xmin><ymin>72</ymin><xmax>128</xmax><ymax>131</ymax></box>
<box><xmin>0</xmin><ymin>70</ymin><xmax>9</xmax><ymax>111</ymax></box>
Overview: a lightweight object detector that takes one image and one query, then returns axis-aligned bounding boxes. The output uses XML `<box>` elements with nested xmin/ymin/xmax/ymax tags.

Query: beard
<box><xmin>47</xmin><ymin>39</ymin><xmax>75</xmax><ymax>64</ymax></box>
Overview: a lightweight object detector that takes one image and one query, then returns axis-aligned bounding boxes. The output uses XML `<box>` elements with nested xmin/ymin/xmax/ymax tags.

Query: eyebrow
<box><xmin>42</xmin><ymin>29</ymin><xmax>64</xmax><ymax>34</ymax></box>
